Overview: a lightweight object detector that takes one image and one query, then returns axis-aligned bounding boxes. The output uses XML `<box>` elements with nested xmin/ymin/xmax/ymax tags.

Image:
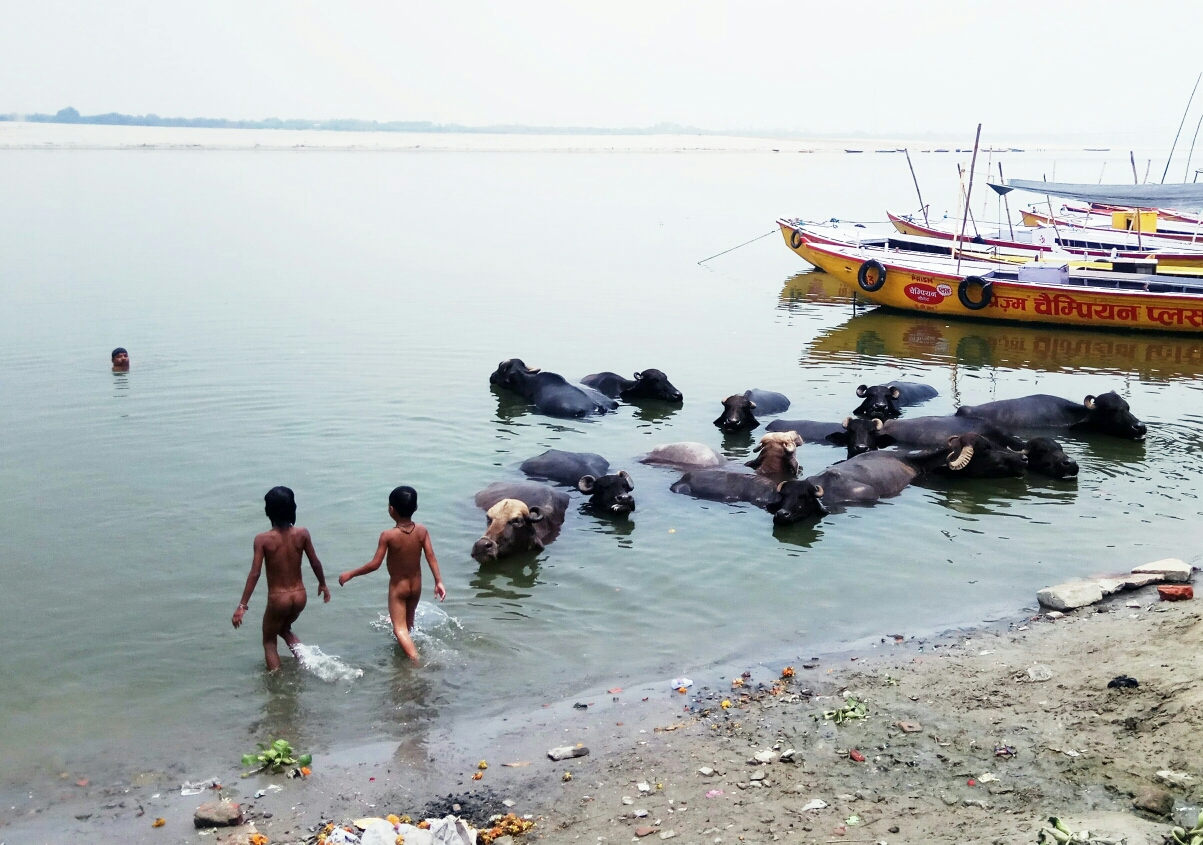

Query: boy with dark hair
<box><xmin>233</xmin><ymin>486</ymin><xmax>331</xmax><ymax>670</ymax></box>
<box><xmin>339</xmin><ymin>486</ymin><xmax>445</xmax><ymax>664</ymax></box>
<box><xmin>111</xmin><ymin>347</ymin><xmax>129</xmax><ymax>372</ymax></box>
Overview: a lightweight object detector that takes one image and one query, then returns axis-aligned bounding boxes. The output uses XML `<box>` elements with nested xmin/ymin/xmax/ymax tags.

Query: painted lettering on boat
<box><xmin>936</xmin><ymin>283</ymin><xmax>953</xmax><ymax>297</ymax></box>
<box><xmin>989</xmin><ymin>295</ymin><xmax>1027</xmax><ymax>312</ymax></box>
<box><xmin>903</xmin><ymin>282</ymin><xmax>945</xmax><ymax>305</ymax></box>
<box><xmin>1033</xmin><ymin>292</ymin><xmax>1139</xmax><ymax>322</ymax></box>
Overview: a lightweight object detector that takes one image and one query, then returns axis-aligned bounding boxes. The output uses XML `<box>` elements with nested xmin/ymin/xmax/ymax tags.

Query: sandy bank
<box><xmin>9</xmin><ymin>575</ymin><xmax>1200</xmax><ymax>845</ymax></box>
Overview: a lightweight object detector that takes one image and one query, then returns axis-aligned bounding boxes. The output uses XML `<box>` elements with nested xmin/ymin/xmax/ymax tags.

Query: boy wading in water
<box><xmin>232</xmin><ymin>486</ymin><xmax>331</xmax><ymax>670</ymax></box>
<box><xmin>339</xmin><ymin>486</ymin><xmax>445</xmax><ymax>664</ymax></box>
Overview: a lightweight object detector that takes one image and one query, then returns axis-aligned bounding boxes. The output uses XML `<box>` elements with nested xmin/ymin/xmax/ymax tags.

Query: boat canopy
<box><xmin>1007</xmin><ymin>180</ymin><xmax>1203</xmax><ymax>210</ymax></box>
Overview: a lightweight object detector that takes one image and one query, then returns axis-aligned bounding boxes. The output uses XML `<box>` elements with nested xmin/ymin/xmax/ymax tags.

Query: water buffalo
<box><xmin>1022</xmin><ymin>437</ymin><xmax>1079</xmax><ymax>479</ymax></box>
<box><xmin>955</xmin><ymin>391</ymin><xmax>1146</xmax><ymax>440</ymax></box>
<box><xmin>489</xmin><ymin>359</ymin><xmax>618</xmax><ymax>418</ymax></box>
<box><xmin>713</xmin><ymin>389</ymin><xmax>791</xmax><ymax>433</ymax></box>
<box><xmin>580</xmin><ymin>369</ymin><xmax>683</xmax><ymax>402</ymax></box>
<box><xmin>745</xmin><ymin>431</ymin><xmax>802</xmax><ymax>478</ymax></box>
<box><xmin>471</xmin><ymin>482</ymin><xmax>570</xmax><ymax>562</ymax></box>
<box><xmin>927</xmin><ymin>433</ymin><xmax>1026</xmax><ymax>479</ymax></box>
<box><xmin>768</xmin><ymin>440</ymin><xmax>984</xmax><ymax>525</ymax></box>
<box><xmin>853</xmin><ymin>382</ymin><xmax>939</xmax><ymax>419</ymax></box>
<box><xmin>520</xmin><ymin>449</ymin><xmax>610</xmax><ymax>486</ymax></box>
<box><xmin>578</xmin><ymin>471</ymin><xmax>635</xmax><ymax>516</ymax></box>
<box><xmin>641</xmin><ymin>442</ymin><xmax>727</xmax><ymax>470</ymax></box>
<box><xmin>669</xmin><ymin>470</ymin><xmax>783</xmax><ymax>509</ymax></box>
<box><xmin>766</xmin><ymin>419</ymin><xmax>845</xmax><ymax>443</ymax></box>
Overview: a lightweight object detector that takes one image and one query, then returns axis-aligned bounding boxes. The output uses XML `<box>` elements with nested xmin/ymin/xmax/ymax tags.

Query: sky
<box><xmin>3</xmin><ymin>0</ymin><xmax>1203</xmax><ymax>139</ymax></box>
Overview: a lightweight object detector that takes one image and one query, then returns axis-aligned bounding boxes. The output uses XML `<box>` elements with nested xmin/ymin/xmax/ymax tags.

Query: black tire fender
<box><xmin>857</xmin><ymin>259</ymin><xmax>887</xmax><ymax>292</ymax></box>
<box><xmin>958</xmin><ymin>276</ymin><xmax>993</xmax><ymax>310</ymax></box>
<box><xmin>789</xmin><ymin>229</ymin><xmax>804</xmax><ymax>249</ymax></box>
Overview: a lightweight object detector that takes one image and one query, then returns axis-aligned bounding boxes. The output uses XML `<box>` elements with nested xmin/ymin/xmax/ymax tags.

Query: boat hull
<box><xmin>779</xmin><ymin>223</ymin><xmax>1203</xmax><ymax>334</ymax></box>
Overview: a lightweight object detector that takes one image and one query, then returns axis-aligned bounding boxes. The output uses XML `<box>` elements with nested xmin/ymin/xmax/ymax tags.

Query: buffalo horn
<box><xmin>842</xmin><ymin>416</ymin><xmax>852</xmax><ymax>429</ymax></box>
<box><xmin>577</xmin><ymin>475</ymin><xmax>596</xmax><ymax>494</ymax></box>
<box><xmin>619</xmin><ymin>469</ymin><xmax>633</xmax><ymax>489</ymax></box>
<box><xmin>947</xmin><ymin>444</ymin><xmax>975</xmax><ymax>471</ymax></box>
<box><xmin>873</xmin><ymin>418</ymin><xmax>884</xmax><ymax>430</ymax></box>
<box><xmin>633</xmin><ymin>371</ymin><xmax>642</xmax><ymax>380</ymax></box>
<box><xmin>1083</xmin><ymin>394</ymin><xmax>1096</xmax><ymax>409</ymax></box>
<box><xmin>776</xmin><ymin>480</ymin><xmax>788</xmax><ymax>492</ymax></box>
<box><xmin>812</xmin><ymin>484</ymin><xmax>824</xmax><ymax>497</ymax></box>
<box><xmin>856</xmin><ymin>384</ymin><xmax>868</xmax><ymax>397</ymax></box>
<box><xmin>527</xmin><ymin>506</ymin><xmax>545</xmax><ymax>523</ymax></box>
<box><xmin>889</xmin><ymin>386</ymin><xmax>901</xmax><ymax>399</ymax></box>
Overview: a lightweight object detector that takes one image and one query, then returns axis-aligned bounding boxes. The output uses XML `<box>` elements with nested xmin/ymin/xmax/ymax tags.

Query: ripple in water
<box><xmin>293</xmin><ymin>644</ymin><xmax>364</xmax><ymax>682</ymax></box>
<box><xmin>371</xmin><ymin>603</ymin><xmax>464</xmax><ymax>663</ymax></box>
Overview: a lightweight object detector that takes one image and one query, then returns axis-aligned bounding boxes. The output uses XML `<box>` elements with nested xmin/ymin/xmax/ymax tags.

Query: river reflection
<box><xmin>805</xmin><ymin>306</ymin><xmax>1203</xmax><ymax>381</ymax></box>
<box><xmin>470</xmin><ymin>551</ymin><xmax>544</xmax><ymax>600</ymax></box>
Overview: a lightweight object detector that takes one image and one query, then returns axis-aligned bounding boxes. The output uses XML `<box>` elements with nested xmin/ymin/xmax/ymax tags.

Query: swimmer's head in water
<box><xmin>111</xmin><ymin>347</ymin><xmax>129</xmax><ymax>369</ymax></box>
<box><xmin>389</xmin><ymin>485</ymin><xmax>417</xmax><ymax>519</ymax></box>
<box><xmin>264</xmin><ymin>486</ymin><xmax>297</xmax><ymax>527</ymax></box>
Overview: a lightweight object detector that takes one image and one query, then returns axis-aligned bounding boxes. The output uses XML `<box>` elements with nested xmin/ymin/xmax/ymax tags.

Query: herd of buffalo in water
<box><xmin>469</xmin><ymin>358</ymin><xmax>1148</xmax><ymax>563</ymax></box>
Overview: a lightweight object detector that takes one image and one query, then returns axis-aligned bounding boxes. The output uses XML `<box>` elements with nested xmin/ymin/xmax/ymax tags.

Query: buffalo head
<box><xmin>941</xmin><ymin>433</ymin><xmax>1026</xmax><ymax>478</ymax></box>
<box><xmin>1082</xmin><ymin>392</ymin><xmax>1146</xmax><ymax>440</ymax></box>
<box><xmin>853</xmin><ymin>384</ymin><xmax>904</xmax><ymax>420</ymax></box>
<box><xmin>471</xmin><ymin>498</ymin><xmax>546</xmax><ymax>562</ymax></box>
<box><xmin>489</xmin><ymin>358</ymin><xmax>539</xmax><ymax>390</ymax></box>
<box><xmin>767</xmin><ymin>479</ymin><xmax>828</xmax><ymax>525</ymax></box>
<box><xmin>578</xmin><ymin>471</ymin><xmax>635</xmax><ymax>516</ymax></box>
<box><xmin>714</xmin><ymin>394</ymin><xmax>759</xmax><ymax>433</ymax></box>
<box><xmin>746</xmin><ymin>431</ymin><xmax>802</xmax><ymax>477</ymax></box>
<box><xmin>826</xmin><ymin>416</ymin><xmax>895</xmax><ymax>457</ymax></box>
<box><xmin>1023</xmin><ymin>437</ymin><xmax>1078</xmax><ymax>479</ymax></box>
<box><xmin>624</xmin><ymin>369</ymin><xmax>683</xmax><ymax>402</ymax></box>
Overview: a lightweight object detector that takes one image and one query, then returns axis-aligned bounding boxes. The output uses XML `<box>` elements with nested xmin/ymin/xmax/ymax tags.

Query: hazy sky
<box><xmin>3</xmin><ymin>0</ymin><xmax>1203</xmax><ymax>137</ymax></box>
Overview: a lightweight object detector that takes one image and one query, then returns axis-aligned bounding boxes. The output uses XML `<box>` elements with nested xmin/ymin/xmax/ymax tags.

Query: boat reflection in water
<box><xmin>806</xmin><ymin>306</ymin><xmax>1203</xmax><ymax>382</ymax></box>
<box><xmin>777</xmin><ymin>270</ymin><xmax>858</xmax><ymax>311</ymax></box>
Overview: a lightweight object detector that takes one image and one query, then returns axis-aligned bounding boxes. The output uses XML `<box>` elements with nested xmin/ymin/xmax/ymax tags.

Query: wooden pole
<box><xmin>1130</xmin><ymin>150</ymin><xmax>1139</xmax><ymax>184</ymax></box>
<box><xmin>904</xmin><ymin>148</ymin><xmax>928</xmax><ymax>224</ymax></box>
<box><xmin>956</xmin><ymin>124</ymin><xmax>982</xmax><ymax>274</ymax></box>
<box><xmin>999</xmin><ymin>162</ymin><xmax>1015</xmax><ymax>240</ymax></box>
<box><xmin>1162</xmin><ymin>71</ymin><xmax>1201</xmax><ymax>184</ymax></box>
<box><xmin>1184</xmin><ymin>110</ymin><xmax>1203</xmax><ymax>183</ymax></box>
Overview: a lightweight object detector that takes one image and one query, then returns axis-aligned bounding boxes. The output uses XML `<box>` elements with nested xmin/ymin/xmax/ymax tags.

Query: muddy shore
<box><xmin>7</xmin><ymin>577</ymin><xmax>1200</xmax><ymax>845</ymax></box>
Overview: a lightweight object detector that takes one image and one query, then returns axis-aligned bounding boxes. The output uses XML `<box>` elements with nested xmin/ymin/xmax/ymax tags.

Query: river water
<box><xmin>2</xmin><ymin>139</ymin><xmax>1201</xmax><ymax>799</ymax></box>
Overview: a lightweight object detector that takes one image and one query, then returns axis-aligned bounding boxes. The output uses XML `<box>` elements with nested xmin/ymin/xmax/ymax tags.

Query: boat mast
<box><xmin>956</xmin><ymin>124</ymin><xmax>982</xmax><ymax>274</ymax></box>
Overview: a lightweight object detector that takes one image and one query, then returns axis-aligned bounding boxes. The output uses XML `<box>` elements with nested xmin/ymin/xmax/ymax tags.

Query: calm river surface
<box><xmin>2</xmin><ymin>140</ymin><xmax>1201</xmax><ymax>796</ymax></box>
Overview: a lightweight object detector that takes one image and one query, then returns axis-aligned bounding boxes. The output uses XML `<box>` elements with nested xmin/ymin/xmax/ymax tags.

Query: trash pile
<box><xmin>1036</xmin><ymin>816</ymin><xmax>1125</xmax><ymax>844</ymax></box>
<box><xmin>316</xmin><ymin>812</ymin><xmax>535</xmax><ymax>845</ymax></box>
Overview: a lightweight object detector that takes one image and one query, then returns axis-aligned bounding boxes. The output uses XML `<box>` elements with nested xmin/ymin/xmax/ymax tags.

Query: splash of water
<box><xmin>293</xmin><ymin>643</ymin><xmax>364</xmax><ymax>682</ymax></box>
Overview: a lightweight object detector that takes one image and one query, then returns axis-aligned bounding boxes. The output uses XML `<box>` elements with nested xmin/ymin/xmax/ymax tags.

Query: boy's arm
<box><xmin>339</xmin><ymin>533</ymin><xmax>388</xmax><ymax>586</ymax></box>
<box><xmin>422</xmin><ymin>528</ymin><xmax>446</xmax><ymax>601</ymax></box>
<box><xmin>233</xmin><ymin>537</ymin><xmax>265</xmax><ymax>628</ymax></box>
<box><xmin>301</xmin><ymin>529</ymin><xmax>331</xmax><ymax>603</ymax></box>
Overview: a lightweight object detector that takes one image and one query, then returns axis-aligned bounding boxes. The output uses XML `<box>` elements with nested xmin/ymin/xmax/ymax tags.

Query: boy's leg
<box><xmin>262</xmin><ymin>592</ymin><xmax>306</xmax><ymax>670</ymax></box>
<box><xmin>279</xmin><ymin>592</ymin><xmax>307</xmax><ymax>658</ymax></box>
<box><xmin>262</xmin><ymin>601</ymin><xmax>285</xmax><ymax>671</ymax></box>
<box><xmin>388</xmin><ymin>590</ymin><xmax>420</xmax><ymax>664</ymax></box>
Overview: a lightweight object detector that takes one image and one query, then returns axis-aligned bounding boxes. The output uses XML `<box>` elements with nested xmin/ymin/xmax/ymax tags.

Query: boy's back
<box><xmin>383</xmin><ymin>522</ymin><xmax>428</xmax><ymax>586</ymax></box>
<box><xmin>258</xmin><ymin>526</ymin><xmax>310</xmax><ymax>592</ymax></box>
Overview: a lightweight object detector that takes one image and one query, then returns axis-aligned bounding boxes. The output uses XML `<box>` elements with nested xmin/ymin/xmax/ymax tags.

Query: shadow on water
<box><xmin>771</xmin><ymin>519</ymin><xmax>825</xmax><ymax>549</ymax></box>
<box><xmin>914</xmin><ymin>474</ymin><xmax>1078</xmax><ymax>516</ymax></box>
<box><xmin>720</xmin><ymin>429</ymin><xmax>756</xmax><ymax>456</ymax></box>
<box><xmin>631</xmin><ymin>400</ymin><xmax>682</xmax><ymax>425</ymax></box>
<box><xmin>470</xmin><ymin>551</ymin><xmax>543</xmax><ymax>601</ymax></box>
<box><xmin>492</xmin><ymin>385</ymin><xmax>532</xmax><ymax>424</ymax></box>
<box><xmin>579</xmin><ymin>506</ymin><xmax>636</xmax><ymax>547</ymax></box>
<box><xmin>805</xmin><ymin>308</ymin><xmax>1203</xmax><ymax>382</ymax></box>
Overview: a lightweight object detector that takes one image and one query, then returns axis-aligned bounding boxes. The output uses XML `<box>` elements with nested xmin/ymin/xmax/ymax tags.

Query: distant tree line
<box><xmin>0</xmin><ymin>106</ymin><xmax>719</xmax><ymax>136</ymax></box>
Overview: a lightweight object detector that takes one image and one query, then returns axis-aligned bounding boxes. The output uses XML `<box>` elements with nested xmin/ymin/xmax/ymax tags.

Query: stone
<box><xmin>940</xmin><ymin>793</ymin><xmax>959</xmax><ymax>806</ymax></box>
<box><xmin>637</xmin><ymin>781</ymin><xmax>651</xmax><ymax>793</ymax></box>
<box><xmin>749</xmin><ymin>771</ymin><xmax>766</xmax><ymax>782</ymax></box>
<box><xmin>547</xmin><ymin>745</ymin><xmax>589</xmax><ymax>761</ymax></box>
<box><xmin>659</xmin><ymin>831</ymin><xmax>676</xmax><ymax>840</ymax></box>
<box><xmin>1095</xmin><ymin>577</ymin><xmax>1128</xmax><ymax>595</ymax></box>
<box><xmin>1158</xmin><ymin>585</ymin><xmax>1194</xmax><ymax>601</ymax></box>
<box><xmin>1121</xmin><ymin>572</ymin><xmax>1164</xmax><ymax>589</ymax></box>
<box><xmin>622</xmin><ymin>796</ymin><xmax>634</xmax><ymax>805</ymax></box>
<box><xmin>778</xmin><ymin>748</ymin><xmax>796</xmax><ymax>762</ymax></box>
<box><xmin>800</xmin><ymin>799</ymin><xmax>826</xmax><ymax>812</ymax></box>
<box><xmin>635</xmin><ymin>827</ymin><xmax>655</xmax><ymax>838</ymax></box>
<box><xmin>894</xmin><ymin>720</ymin><xmax>922</xmax><ymax>733</ymax></box>
<box><xmin>1038</xmin><ymin>581</ymin><xmax>1104</xmax><ymax>610</ymax></box>
<box><xmin>1132</xmin><ymin>786</ymin><xmax>1175</xmax><ymax>816</ymax></box>
<box><xmin>1131</xmin><ymin>558</ymin><xmax>1193</xmax><ymax>583</ymax></box>
<box><xmin>753</xmin><ymin>750</ymin><xmax>777</xmax><ymax>764</ymax></box>
<box><xmin>697</xmin><ymin>767</ymin><xmax>715</xmax><ymax>777</ymax></box>
<box><xmin>1045</xmin><ymin>611</ymin><xmax>1065</xmax><ymax>619</ymax></box>
<box><xmin>194</xmin><ymin>801</ymin><xmax>243</xmax><ymax>828</ymax></box>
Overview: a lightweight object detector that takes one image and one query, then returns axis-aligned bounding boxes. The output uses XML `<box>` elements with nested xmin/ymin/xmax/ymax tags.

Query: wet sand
<box><xmin>12</xmin><ymin>576</ymin><xmax>1199</xmax><ymax>845</ymax></box>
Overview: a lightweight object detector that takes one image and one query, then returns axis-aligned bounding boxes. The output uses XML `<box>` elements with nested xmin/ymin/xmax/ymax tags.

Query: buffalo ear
<box><xmin>748</xmin><ymin>401</ymin><xmax>757</xmax><ymax>410</ymax></box>
<box><xmin>618</xmin><ymin>469</ymin><xmax>633</xmax><ymax>490</ymax></box>
<box><xmin>752</xmin><ymin>441</ymin><xmax>765</xmax><ymax>453</ymax></box>
<box><xmin>873</xmin><ymin>418</ymin><xmax>884</xmax><ymax>431</ymax></box>
<box><xmin>745</xmin><ymin>453</ymin><xmax>764</xmax><ymax>469</ymax></box>
<box><xmin>527</xmin><ymin>506</ymin><xmax>545</xmax><ymax>523</ymax></box>
<box><xmin>825</xmin><ymin>431</ymin><xmax>848</xmax><ymax>445</ymax></box>
<box><xmin>577</xmin><ymin>475</ymin><xmax>596</xmax><ymax>494</ymax></box>
<box><xmin>889</xmin><ymin>386</ymin><xmax>901</xmax><ymax>399</ymax></box>
<box><xmin>1083</xmin><ymin>394</ymin><xmax>1096</xmax><ymax>410</ymax></box>
<box><xmin>856</xmin><ymin>384</ymin><xmax>869</xmax><ymax>398</ymax></box>
<box><xmin>842</xmin><ymin>416</ymin><xmax>852</xmax><ymax>429</ymax></box>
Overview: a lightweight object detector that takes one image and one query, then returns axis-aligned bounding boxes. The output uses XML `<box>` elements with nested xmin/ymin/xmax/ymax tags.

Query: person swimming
<box><xmin>111</xmin><ymin>347</ymin><xmax>129</xmax><ymax>372</ymax></box>
<box><xmin>232</xmin><ymin>486</ymin><xmax>331</xmax><ymax>671</ymax></box>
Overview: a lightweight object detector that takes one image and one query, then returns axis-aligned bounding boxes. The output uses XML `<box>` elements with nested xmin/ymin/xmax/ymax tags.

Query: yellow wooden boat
<box><xmin>778</xmin><ymin>220</ymin><xmax>1203</xmax><ymax>334</ymax></box>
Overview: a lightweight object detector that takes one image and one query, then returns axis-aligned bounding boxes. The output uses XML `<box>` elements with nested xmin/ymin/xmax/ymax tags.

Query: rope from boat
<box><xmin>696</xmin><ymin>229</ymin><xmax>778</xmax><ymax>264</ymax></box>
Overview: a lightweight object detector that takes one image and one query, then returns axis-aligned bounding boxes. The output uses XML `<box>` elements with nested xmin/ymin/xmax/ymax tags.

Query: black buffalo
<box><xmin>955</xmin><ymin>391</ymin><xmax>1146</xmax><ymax>440</ymax></box>
<box><xmin>768</xmin><ymin>450</ymin><xmax>937</xmax><ymax>525</ymax></box>
<box><xmin>927</xmin><ymin>433</ymin><xmax>1026</xmax><ymax>479</ymax></box>
<box><xmin>713</xmin><ymin>389</ymin><xmax>791</xmax><ymax>433</ymax></box>
<box><xmin>580</xmin><ymin>369</ymin><xmax>683</xmax><ymax>402</ymax></box>
<box><xmin>578</xmin><ymin>471</ymin><xmax>635</xmax><ymax>516</ymax></box>
<box><xmin>490</xmin><ymin>359</ymin><xmax>618</xmax><ymax>418</ymax></box>
<box><xmin>853</xmin><ymin>381</ymin><xmax>939</xmax><ymax>419</ymax></box>
<box><xmin>471</xmin><ymin>482</ymin><xmax>570</xmax><ymax>562</ymax></box>
<box><xmin>669</xmin><ymin>470</ymin><xmax>783</xmax><ymax>509</ymax></box>
<box><xmin>520</xmin><ymin>449</ymin><xmax>610</xmax><ymax>486</ymax></box>
<box><xmin>766</xmin><ymin>417</ymin><xmax>899</xmax><ymax>457</ymax></box>
<box><xmin>1022</xmin><ymin>437</ymin><xmax>1079</xmax><ymax>479</ymax></box>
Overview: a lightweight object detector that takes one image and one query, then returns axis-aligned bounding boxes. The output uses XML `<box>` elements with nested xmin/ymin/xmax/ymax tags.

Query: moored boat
<box><xmin>778</xmin><ymin>220</ymin><xmax>1203</xmax><ymax>334</ymax></box>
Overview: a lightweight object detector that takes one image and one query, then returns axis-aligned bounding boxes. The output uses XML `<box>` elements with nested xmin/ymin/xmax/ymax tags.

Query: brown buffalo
<box><xmin>471</xmin><ymin>482</ymin><xmax>569</xmax><ymax>562</ymax></box>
